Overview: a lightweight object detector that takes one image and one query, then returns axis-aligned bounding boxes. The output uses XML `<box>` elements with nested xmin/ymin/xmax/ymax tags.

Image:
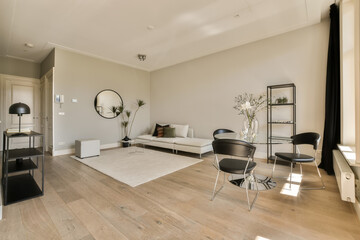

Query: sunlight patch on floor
<box><xmin>280</xmin><ymin>183</ymin><xmax>300</xmax><ymax>197</ymax></box>
<box><xmin>286</xmin><ymin>173</ymin><xmax>302</xmax><ymax>183</ymax></box>
<box><xmin>255</xmin><ymin>236</ymin><xmax>271</xmax><ymax>240</ymax></box>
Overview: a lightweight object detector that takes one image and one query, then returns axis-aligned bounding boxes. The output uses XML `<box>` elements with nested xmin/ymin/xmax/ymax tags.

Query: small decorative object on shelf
<box><xmin>234</xmin><ymin>93</ymin><xmax>267</xmax><ymax>142</ymax></box>
<box><xmin>275</xmin><ymin>97</ymin><xmax>288</xmax><ymax>104</ymax></box>
<box><xmin>118</xmin><ymin>99</ymin><xmax>146</xmax><ymax>147</ymax></box>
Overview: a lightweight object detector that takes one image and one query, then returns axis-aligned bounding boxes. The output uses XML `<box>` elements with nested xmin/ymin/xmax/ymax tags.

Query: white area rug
<box><xmin>71</xmin><ymin>147</ymin><xmax>202</xmax><ymax>187</ymax></box>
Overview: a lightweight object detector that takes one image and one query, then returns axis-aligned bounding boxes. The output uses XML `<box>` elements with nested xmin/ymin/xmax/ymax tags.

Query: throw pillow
<box><xmin>163</xmin><ymin>127</ymin><xmax>176</xmax><ymax>138</ymax></box>
<box><xmin>170</xmin><ymin>124</ymin><xmax>189</xmax><ymax>138</ymax></box>
<box><xmin>152</xmin><ymin>123</ymin><xmax>169</xmax><ymax>136</ymax></box>
<box><xmin>157</xmin><ymin>127</ymin><xmax>164</xmax><ymax>137</ymax></box>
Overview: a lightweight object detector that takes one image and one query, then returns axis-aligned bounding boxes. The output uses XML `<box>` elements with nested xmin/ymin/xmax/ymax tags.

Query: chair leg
<box><xmin>300</xmin><ymin>163</ymin><xmax>303</xmax><ymax>176</ymax></box>
<box><xmin>245</xmin><ymin>174</ymin><xmax>250</xmax><ymax>209</ymax></box>
<box><xmin>211</xmin><ymin>170</ymin><xmax>225</xmax><ymax>201</ymax></box>
<box><xmin>289</xmin><ymin>162</ymin><xmax>293</xmax><ymax>189</ymax></box>
<box><xmin>271</xmin><ymin>156</ymin><xmax>277</xmax><ymax>178</ymax></box>
<box><xmin>299</xmin><ymin>161</ymin><xmax>325</xmax><ymax>190</ymax></box>
<box><xmin>314</xmin><ymin>161</ymin><xmax>325</xmax><ymax>189</ymax></box>
<box><xmin>246</xmin><ymin>170</ymin><xmax>259</xmax><ymax>211</ymax></box>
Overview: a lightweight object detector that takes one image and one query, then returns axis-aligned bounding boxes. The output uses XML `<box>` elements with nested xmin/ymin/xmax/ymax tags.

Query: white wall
<box><xmin>150</xmin><ymin>21</ymin><xmax>329</xmax><ymax>157</ymax></box>
<box><xmin>340</xmin><ymin>0</ymin><xmax>356</xmax><ymax>145</ymax></box>
<box><xmin>0</xmin><ymin>56</ymin><xmax>40</xmax><ymax>78</ymax></box>
<box><xmin>53</xmin><ymin>48</ymin><xmax>150</xmax><ymax>152</ymax></box>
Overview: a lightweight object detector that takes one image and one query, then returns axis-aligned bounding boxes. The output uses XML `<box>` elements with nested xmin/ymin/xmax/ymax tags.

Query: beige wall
<box><xmin>150</xmin><ymin>21</ymin><xmax>329</xmax><ymax>157</ymax></box>
<box><xmin>40</xmin><ymin>49</ymin><xmax>55</xmax><ymax>77</ymax></box>
<box><xmin>53</xmin><ymin>48</ymin><xmax>150</xmax><ymax>151</ymax></box>
<box><xmin>0</xmin><ymin>56</ymin><xmax>40</xmax><ymax>78</ymax></box>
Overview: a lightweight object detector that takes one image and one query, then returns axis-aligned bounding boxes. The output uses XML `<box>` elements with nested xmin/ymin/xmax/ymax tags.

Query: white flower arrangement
<box><xmin>234</xmin><ymin>93</ymin><xmax>268</xmax><ymax>140</ymax></box>
<box><xmin>234</xmin><ymin>93</ymin><xmax>267</xmax><ymax>119</ymax></box>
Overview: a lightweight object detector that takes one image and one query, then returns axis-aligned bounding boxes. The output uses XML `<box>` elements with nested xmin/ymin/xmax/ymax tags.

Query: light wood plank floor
<box><xmin>1</xmin><ymin>148</ymin><xmax>359</xmax><ymax>240</ymax></box>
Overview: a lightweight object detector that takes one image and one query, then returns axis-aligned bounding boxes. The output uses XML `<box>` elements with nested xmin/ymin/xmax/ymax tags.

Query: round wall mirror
<box><xmin>94</xmin><ymin>89</ymin><xmax>123</xmax><ymax>119</ymax></box>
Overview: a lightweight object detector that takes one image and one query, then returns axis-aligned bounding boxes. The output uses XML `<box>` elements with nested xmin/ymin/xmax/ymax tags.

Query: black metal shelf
<box><xmin>268</xmin><ymin>122</ymin><xmax>294</xmax><ymax>124</ymax></box>
<box><xmin>268</xmin><ymin>83</ymin><xmax>296</xmax><ymax>89</ymax></box>
<box><xmin>2</xmin><ymin>131</ymin><xmax>44</xmax><ymax>205</ymax></box>
<box><xmin>268</xmin><ymin>136</ymin><xmax>292</xmax><ymax>142</ymax></box>
<box><xmin>5</xmin><ymin>131</ymin><xmax>42</xmax><ymax>138</ymax></box>
<box><xmin>269</xmin><ymin>103</ymin><xmax>295</xmax><ymax>106</ymax></box>
<box><xmin>7</xmin><ymin>148</ymin><xmax>43</xmax><ymax>160</ymax></box>
<box><xmin>3</xmin><ymin>174</ymin><xmax>43</xmax><ymax>205</ymax></box>
<box><xmin>267</xmin><ymin>84</ymin><xmax>296</xmax><ymax>163</ymax></box>
<box><xmin>7</xmin><ymin>158</ymin><xmax>38</xmax><ymax>173</ymax></box>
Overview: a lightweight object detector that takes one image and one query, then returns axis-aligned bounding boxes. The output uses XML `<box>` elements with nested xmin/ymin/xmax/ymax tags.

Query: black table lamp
<box><xmin>9</xmin><ymin>102</ymin><xmax>30</xmax><ymax>135</ymax></box>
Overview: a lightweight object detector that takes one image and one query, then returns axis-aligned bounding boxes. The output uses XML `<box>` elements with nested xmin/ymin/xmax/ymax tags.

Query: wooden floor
<box><xmin>1</xmin><ymin>148</ymin><xmax>360</xmax><ymax>240</ymax></box>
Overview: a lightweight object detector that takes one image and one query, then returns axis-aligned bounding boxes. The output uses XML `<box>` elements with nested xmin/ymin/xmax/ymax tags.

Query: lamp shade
<box><xmin>9</xmin><ymin>102</ymin><xmax>30</xmax><ymax>116</ymax></box>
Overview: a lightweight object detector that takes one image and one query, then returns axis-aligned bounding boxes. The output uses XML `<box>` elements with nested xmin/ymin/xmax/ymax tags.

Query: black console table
<box><xmin>2</xmin><ymin>131</ymin><xmax>44</xmax><ymax>205</ymax></box>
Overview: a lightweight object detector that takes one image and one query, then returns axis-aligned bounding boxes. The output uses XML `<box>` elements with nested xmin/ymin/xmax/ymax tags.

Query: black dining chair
<box><xmin>271</xmin><ymin>132</ymin><xmax>325</xmax><ymax>190</ymax></box>
<box><xmin>213</xmin><ymin>129</ymin><xmax>235</xmax><ymax>140</ymax></box>
<box><xmin>211</xmin><ymin>139</ymin><xmax>259</xmax><ymax>211</ymax></box>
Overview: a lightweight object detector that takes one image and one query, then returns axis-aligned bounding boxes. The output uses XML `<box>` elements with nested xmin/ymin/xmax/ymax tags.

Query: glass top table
<box><xmin>214</xmin><ymin>132</ymin><xmax>292</xmax><ymax>145</ymax></box>
<box><xmin>214</xmin><ymin>132</ymin><xmax>280</xmax><ymax>191</ymax></box>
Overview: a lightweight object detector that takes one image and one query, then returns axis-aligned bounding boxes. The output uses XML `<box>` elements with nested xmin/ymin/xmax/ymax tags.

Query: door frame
<box><xmin>40</xmin><ymin>68</ymin><xmax>54</xmax><ymax>154</ymax></box>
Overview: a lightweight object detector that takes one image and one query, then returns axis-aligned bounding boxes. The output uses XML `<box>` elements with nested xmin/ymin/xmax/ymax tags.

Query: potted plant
<box><xmin>118</xmin><ymin>99</ymin><xmax>145</xmax><ymax>147</ymax></box>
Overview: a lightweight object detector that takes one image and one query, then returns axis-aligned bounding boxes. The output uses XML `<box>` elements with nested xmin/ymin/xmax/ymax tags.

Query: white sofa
<box><xmin>136</xmin><ymin>125</ymin><xmax>213</xmax><ymax>158</ymax></box>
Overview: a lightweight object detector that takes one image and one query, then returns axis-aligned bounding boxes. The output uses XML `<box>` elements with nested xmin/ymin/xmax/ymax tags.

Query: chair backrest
<box><xmin>292</xmin><ymin>132</ymin><xmax>321</xmax><ymax>150</ymax></box>
<box><xmin>213</xmin><ymin>129</ymin><xmax>235</xmax><ymax>139</ymax></box>
<box><xmin>212</xmin><ymin>139</ymin><xmax>256</xmax><ymax>159</ymax></box>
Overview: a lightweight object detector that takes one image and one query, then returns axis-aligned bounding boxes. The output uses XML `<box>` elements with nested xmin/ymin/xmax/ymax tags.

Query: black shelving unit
<box><xmin>2</xmin><ymin>131</ymin><xmax>44</xmax><ymax>205</ymax></box>
<box><xmin>267</xmin><ymin>84</ymin><xmax>296</xmax><ymax>163</ymax></box>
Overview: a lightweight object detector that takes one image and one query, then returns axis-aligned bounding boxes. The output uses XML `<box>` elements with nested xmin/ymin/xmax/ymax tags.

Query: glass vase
<box><xmin>242</xmin><ymin>116</ymin><xmax>259</xmax><ymax>142</ymax></box>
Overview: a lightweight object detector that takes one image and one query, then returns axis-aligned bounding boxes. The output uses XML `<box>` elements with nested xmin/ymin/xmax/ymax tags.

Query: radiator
<box><xmin>333</xmin><ymin>150</ymin><xmax>355</xmax><ymax>203</ymax></box>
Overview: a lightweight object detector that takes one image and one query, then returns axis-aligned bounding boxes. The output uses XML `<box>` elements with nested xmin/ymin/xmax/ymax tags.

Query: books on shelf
<box><xmin>6</xmin><ymin>128</ymin><xmax>31</xmax><ymax>133</ymax></box>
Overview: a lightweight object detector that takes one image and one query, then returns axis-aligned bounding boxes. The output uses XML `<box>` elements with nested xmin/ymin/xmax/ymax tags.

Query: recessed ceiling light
<box><xmin>147</xmin><ymin>25</ymin><xmax>155</xmax><ymax>30</ymax></box>
<box><xmin>234</xmin><ymin>13</ymin><xmax>240</xmax><ymax>18</ymax></box>
<box><xmin>24</xmin><ymin>43</ymin><xmax>34</xmax><ymax>48</ymax></box>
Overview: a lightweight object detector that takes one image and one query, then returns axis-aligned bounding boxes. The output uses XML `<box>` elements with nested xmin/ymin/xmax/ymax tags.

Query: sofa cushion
<box><xmin>170</xmin><ymin>124</ymin><xmax>189</xmax><ymax>138</ymax></box>
<box><xmin>163</xmin><ymin>127</ymin><xmax>176</xmax><ymax>138</ymax></box>
<box><xmin>152</xmin><ymin>123</ymin><xmax>169</xmax><ymax>136</ymax></box>
<box><xmin>174</xmin><ymin>138</ymin><xmax>212</xmax><ymax>147</ymax></box>
<box><xmin>157</xmin><ymin>127</ymin><xmax>165</xmax><ymax>137</ymax></box>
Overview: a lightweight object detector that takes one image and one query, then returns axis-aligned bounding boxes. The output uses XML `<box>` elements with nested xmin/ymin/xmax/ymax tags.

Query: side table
<box><xmin>2</xmin><ymin>131</ymin><xmax>44</xmax><ymax>205</ymax></box>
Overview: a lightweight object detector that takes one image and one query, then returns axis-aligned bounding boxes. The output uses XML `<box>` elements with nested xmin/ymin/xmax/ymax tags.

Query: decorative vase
<box><xmin>242</xmin><ymin>116</ymin><xmax>259</xmax><ymax>142</ymax></box>
<box><xmin>122</xmin><ymin>136</ymin><xmax>131</xmax><ymax>147</ymax></box>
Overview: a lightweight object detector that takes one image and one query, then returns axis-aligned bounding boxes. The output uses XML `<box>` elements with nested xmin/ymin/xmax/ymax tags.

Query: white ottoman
<box><xmin>75</xmin><ymin>139</ymin><xmax>100</xmax><ymax>158</ymax></box>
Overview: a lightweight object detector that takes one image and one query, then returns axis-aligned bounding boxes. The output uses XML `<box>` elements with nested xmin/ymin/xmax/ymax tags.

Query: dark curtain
<box><xmin>319</xmin><ymin>4</ymin><xmax>340</xmax><ymax>175</ymax></box>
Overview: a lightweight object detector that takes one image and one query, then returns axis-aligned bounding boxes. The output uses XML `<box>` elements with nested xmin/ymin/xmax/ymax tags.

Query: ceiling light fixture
<box><xmin>137</xmin><ymin>54</ymin><xmax>146</xmax><ymax>61</ymax></box>
<box><xmin>24</xmin><ymin>43</ymin><xmax>34</xmax><ymax>48</ymax></box>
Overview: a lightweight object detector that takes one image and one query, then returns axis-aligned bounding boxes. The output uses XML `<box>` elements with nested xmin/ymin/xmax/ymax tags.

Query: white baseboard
<box><xmin>53</xmin><ymin>148</ymin><xmax>75</xmax><ymax>156</ymax></box>
<box><xmin>101</xmin><ymin>142</ymin><xmax>121</xmax><ymax>149</ymax></box>
<box><xmin>53</xmin><ymin>142</ymin><xmax>121</xmax><ymax>156</ymax></box>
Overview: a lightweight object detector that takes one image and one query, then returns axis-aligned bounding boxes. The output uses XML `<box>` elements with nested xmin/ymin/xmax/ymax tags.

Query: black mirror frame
<box><xmin>94</xmin><ymin>89</ymin><xmax>123</xmax><ymax>119</ymax></box>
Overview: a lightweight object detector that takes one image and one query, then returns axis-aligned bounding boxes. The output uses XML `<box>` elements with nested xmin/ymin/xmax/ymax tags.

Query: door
<box><xmin>3</xmin><ymin>75</ymin><xmax>41</xmax><ymax>149</ymax></box>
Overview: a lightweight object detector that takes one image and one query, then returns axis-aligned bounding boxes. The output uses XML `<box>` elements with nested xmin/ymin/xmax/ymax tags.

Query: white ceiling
<box><xmin>0</xmin><ymin>0</ymin><xmax>333</xmax><ymax>71</ymax></box>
